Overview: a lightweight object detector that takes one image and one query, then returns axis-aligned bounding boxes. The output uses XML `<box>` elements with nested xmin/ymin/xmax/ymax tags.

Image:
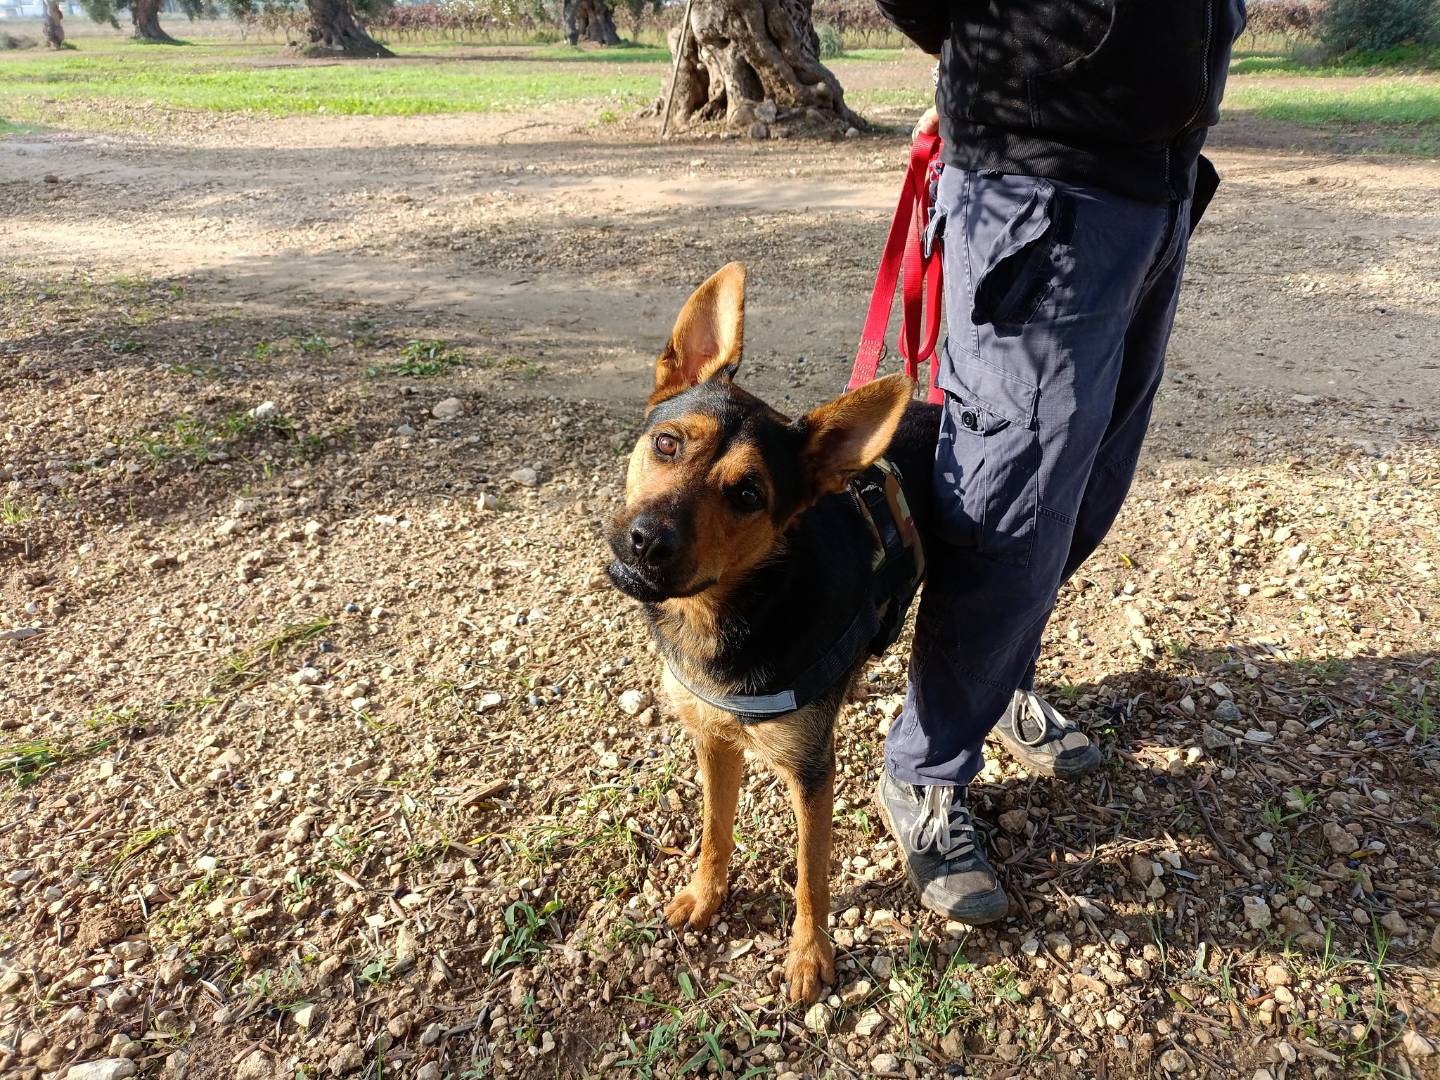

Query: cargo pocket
<box><xmin>932</xmin><ymin>343</ymin><xmax>1040</xmax><ymax>566</ymax></box>
<box><xmin>971</xmin><ymin>179</ymin><xmax>1058</xmax><ymax>328</ymax></box>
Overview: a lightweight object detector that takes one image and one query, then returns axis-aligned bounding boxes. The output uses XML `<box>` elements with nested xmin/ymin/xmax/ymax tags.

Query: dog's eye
<box><xmin>731</xmin><ymin>483</ymin><xmax>765</xmax><ymax>513</ymax></box>
<box><xmin>653</xmin><ymin>433</ymin><xmax>680</xmax><ymax>458</ymax></box>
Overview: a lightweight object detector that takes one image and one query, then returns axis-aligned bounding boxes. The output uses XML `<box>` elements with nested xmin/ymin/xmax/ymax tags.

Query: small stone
<box><xmin>1253</xmin><ymin>832</ymin><xmax>1275</xmax><ymax>856</ymax></box>
<box><xmin>1159</xmin><ymin>1048</ymin><xmax>1191</xmax><ymax>1073</ymax></box>
<box><xmin>303</xmin><ymin>519</ymin><xmax>324</xmax><ymax>540</ymax></box>
<box><xmin>1380</xmin><ymin>911</ymin><xmax>1408</xmax><ymax>936</ymax></box>
<box><xmin>870</xmin><ymin>954</ymin><xmax>893</xmax><ymax>980</ymax></box>
<box><xmin>749</xmin><ymin>122</ymin><xmax>770</xmax><ymax>140</ymax></box>
<box><xmin>855</xmin><ymin>1009</ymin><xmax>885</xmax><ymax>1037</ymax></box>
<box><xmin>510</xmin><ymin>467</ymin><xmax>540</xmax><ymax>487</ymax></box>
<box><xmin>432</xmin><ymin>397</ymin><xmax>463</xmax><ymax>420</ymax></box>
<box><xmin>617</xmin><ymin>689</ymin><xmax>652</xmax><ymax>716</ymax></box>
<box><xmin>420</xmin><ymin>1022</ymin><xmax>445</xmax><ymax>1047</ymax></box>
<box><xmin>940</xmin><ymin>1028</ymin><xmax>965</xmax><ymax>1059</ymax></box>
<box><xmin>840</xmin><ymin>978</ymin><xmax>872</xmax><ymax>1006</ymax></box>
<box><xmin>144</xmin><ymin>553</ymin><xmax>175</xmax><ymax>571</ymax></box>
<box><xmin>1323</xmin><ymin>821</ymin><xmax>1356</xmax><ymax>856</ymax></box>
<box><xmin>871</xmin><ymin>1053</ymin><xmax>900</xmax><ymax>1073</ymax></box>
<box><xmin>1243</xmin><ymin>896</ymin><xmax>1273</xmax><ymax>931</ymax></box>
<box><xmin>1263</xmin><ymin>964</ymin><xmax>1291</xmax><ymax>987</ymax></box>
<box><xmin>1276</xmin><ymin>1041</ymin><xmax>1298</xmax><ymax>1064</ymax></box>
<box><xmin>1213</xmin><ymin>700</ymin><xmax>1242</xmax><ymax>725</ymax></box>
<box><xmin>328</xmin><ymin>1044</ymin><xmax>363</xmax><ymax>1075</ymax></box>
<box><xmin>65</xmin><ymin>1061</ymin><xmax>136</xmax><ymax>1080</ymax></box>
<box><xmin>1402</xmin><ymin>1030</ymin><xmax>1436</xmax><ymax>1059</ymax></box>
<box><xmin>235</xmin><ymin>1050</ymin><xmax>270</xmax><ymax>1080</ymax></box>
<box><xmin>803</xmin><ymin>1002</ymin><xmax>831</xmax><ymax>1033</ymax></box>
<box><xmin>291</xmin><ymin>1002</ymin><xmax>319</xmax><ymax>1030</ymax></box>
<box><xmin>998</xmin><ymin>809</ymin><xmax>1029</xmax><ymax>834</ymax></box>
<box><xmin>249</xmin><ymin>401</ymin><xmax>278</xmax><ymax>420</ymax></box>
<box><xmin>395</xmin><ymin>424</ymin><xmax>417</xmax><ymax>437</ymax></box>
<box><xmin>415</xmin><ymin>1066</ymin><xmax>441</xmax><ymax>1080</ymax></box>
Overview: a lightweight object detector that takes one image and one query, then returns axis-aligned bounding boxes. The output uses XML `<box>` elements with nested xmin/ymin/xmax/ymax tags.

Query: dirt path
<box><xmin>5</xmin><ymin>105</ymin><xmax>1440</xmax><ymax>424</ymax></box>
<box><xmin>2</xmin><ymin>93</ymin><xmax>1439</xmax><ymax>1080</ymax></box>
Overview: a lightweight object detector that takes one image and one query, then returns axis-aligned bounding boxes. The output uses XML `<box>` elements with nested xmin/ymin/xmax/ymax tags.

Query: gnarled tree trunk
<box><xmin>564</xmin><ymin>0</ymin><xmax>620</xmax><ymax>46</ymax></box>
<box><xmin>42</xmin><ymin>0</ymin><xmax>65</xmax><ymax>48</ymax></box>
<box><xmin>663</xmin><ymin>0</ymin><xmax>859</xmax><ymax>137</ymax></box>
<box><xmin>130</xmin><ymin>0</ymin><xmax>177</xmax><ymax>42</ymax></box>
<box><xmin>303</xmin><ymin>0</ymin><xmax>393</xmax><ymax>58</ymax></box>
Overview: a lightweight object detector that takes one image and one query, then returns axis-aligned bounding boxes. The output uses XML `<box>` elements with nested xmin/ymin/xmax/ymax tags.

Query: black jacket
<box><xmin>877</xmin><ymin>0</ymin><xmax>1246</xmax><ymax>204</ymax></box>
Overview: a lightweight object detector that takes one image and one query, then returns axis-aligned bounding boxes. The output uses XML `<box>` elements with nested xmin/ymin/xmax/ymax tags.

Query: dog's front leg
<box><xmin>665</xmin><ymin>731</ymin><xmax>743</xmax><ymax>931</ymax></box>
<box><xmin>780</xmin><ymin>767</ymin><xmax>836</xmax><ymax>1004</ymax></box>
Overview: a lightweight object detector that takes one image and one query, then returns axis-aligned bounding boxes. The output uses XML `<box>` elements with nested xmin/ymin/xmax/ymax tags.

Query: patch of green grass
<box><xmin>888</xmin><ymin>933</ymin><xmax>979</xmax><ymax>1041</ymax></box>
<box><xmin>1</xmin><ymin>498</ymin><xmax>31</xmax><ymax>525</ymax></box>
<box><xmin>211</xmin><ymin>616</ymin><xmax>333</xmax><ymax>692</ymax></box>
<box><xmin>486</xmin><ymin>899</ymin><xmax>563</xmax><ymax>974</ymax></box>
<box><xmin>1226</xmin><ymin>79</ymin><xmax>1440</xmax><ymax>128</ymax></box>
<box><xmin>1230</xmin><ymin>44</ymin><xmax>1440</xmax><ymax>77</ymax></box>
<box><xmin>293</xmin><ymin>333</ymin><xmax>332</xmax><ymax>355</ymax></box>
<box><xmin>373</xmin><ymin>338</ymin><xmax>464</xmax><ymax>378</ymax></box>
<box><xmin>0</xmin><ymin>734</ymin><xmax>115</xmax><ymax>788</ymax></box>
<box><xmin>0</xmin><ymin>50</ymin><xmax>657</xmax><ymax>120</ymax></box>
<box><xmin>133</xmin><ymin>407</ymin><xmax>292</xmax><ymax>466</ymax></box>
<box><xmin>111</xmin><ymin>827</ymin><xmax>176</xmax><ymax>876</ymax></box>
<box><xmin>531</xmin><ymin>43</ymin><xmax>667</xmax><ymax>62</ymax></box>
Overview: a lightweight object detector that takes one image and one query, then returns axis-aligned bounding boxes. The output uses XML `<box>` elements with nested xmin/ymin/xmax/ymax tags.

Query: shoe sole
<box><xmin>872</xmin><ymin>782</ymin><xmax>1010</xmax><ymax>926</ymax></box>
<box><xmin>992</xmin><ymin>732</ymin><xmax>1102</xmax><ymax>780</ymax></box>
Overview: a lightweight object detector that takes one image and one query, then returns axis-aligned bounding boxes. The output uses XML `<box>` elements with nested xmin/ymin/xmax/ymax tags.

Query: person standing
<box><xmin>872</xmin><ymin>1</ymin><xmax>1247</xmax><ymax>922</ymax></box>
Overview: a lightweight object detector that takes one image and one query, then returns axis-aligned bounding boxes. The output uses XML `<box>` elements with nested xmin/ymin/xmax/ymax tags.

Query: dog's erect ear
<box><xmin>797</xmin><ymin>374</ymin><xmax>914</xmax><ymax>500</ymax></box>
<box><xmin>650</xmin><ymin>262</ymin><xmax>746</xmax><ymax>406</ymax></box>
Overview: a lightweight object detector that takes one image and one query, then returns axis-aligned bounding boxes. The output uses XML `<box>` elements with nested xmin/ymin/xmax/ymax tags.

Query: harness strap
<box><xmin>667</xmin><ymin>602</ymin><xmax>880</xmax><ymax>724</ymax></box>
<box><xmin>849</xmin><ymin>132</ymin><xmax>945</xmax><ymax>405</ymax></box>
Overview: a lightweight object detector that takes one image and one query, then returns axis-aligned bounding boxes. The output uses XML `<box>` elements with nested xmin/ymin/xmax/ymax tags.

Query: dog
<box><xmin>605</xmin><ymin>262</ymin><xmax>942</xmax><ymax>1004</ymax></box>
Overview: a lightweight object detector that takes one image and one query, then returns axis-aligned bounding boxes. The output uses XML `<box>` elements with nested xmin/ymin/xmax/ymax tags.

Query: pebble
<box><xmin>432</xmin><ymin>397</ymin><xmax>463</xmax><ymax>420</ymax></box>
<box><xmin>1214</xmin><ymin>700</ymin><xmax>1242</xmax><ymax>724</ymax></box>
<box><xmin>396</xmin><ymin>423</ymin><xmax>417</xmax><ymax>437</ymax></box>
<box><xmin>1159</xmin><ymin>1048</ymin><xmax>1191</xmax><ymax>1073</ymax></box>
<box><xmin>803</xmin><ymin>1002</ymin><xmax>830</xmax><ymax>1033</ymax></box>
<box><xmin>617</xmin><ymin>689</ymin><xmax>652</xmax><ymax>716</ymax></box>
<box><xmin>65</xmin><ymin>1061</ymin><xmax>136</xmax><ymax>1080</ymax></box>
<box><xmin>1403</xmin><ymin>1030</ymin><xmax>1436</xmax><ymax>1058</ymax></box>
<box><xmin>855</xmin><ymin>1009</ymin><xmax>885</xmax><ymax>1037</ymax></box>
<box><xmin>871</xmin><ymin>1053</ymin><xmax>900</xmax><ymax>1073</ymax></box>
<box><xmin>510</xmin><ymin>466</ymin><xmax>540</xmax><ymax>487</ymax></box>
<box><xmin>420</xmin><ymin>1022</ymin><xmax>445</xmax><ymax>1046</ymax></box>
<box><xmin>1263</xmin><ymin>964</ymin><xmax>1291</xmax><ymax>987</ymax></box>
<box><xmin>292</xmin><ymin>1002</ymin><xmax>319</xmax><ymax>1030</ymax></box>
<box><xmin>329</xmin><ymin>1044</ymin><xmax>363</xmax><ymax>1074</ymax></box>
<box><xmin>249</xmin><ymin>401</ymin><xmax>278</xmax><ymax>419</ymax></box>
<box><xmin>1380</xmin><ymin>911</ymin><xmax>1408</xmax><ymax>936</ymax></box>
<box><xmin>998</xmin><ymin>809</ymin><xmax>1029</xmax><ymax>834</ymax></box>
<box><xmin>1253</xmin><ymin>832</ymin><xmax>1274</xmax><ymax>856</ymax></box>
<box><xmin>1323</xmin><ymin>821</ymin><xmax>1356</xmax><ymax>855</ymax></box>
<box><xmin>415</xmin><ymin>1065</ymin><xmax>441</xmax><ymax>1080</ymax></box>
<box><xmin>1243</xmin><ymin>896</ymin><xmax>1273</xmax><ymax>931</ymax></box>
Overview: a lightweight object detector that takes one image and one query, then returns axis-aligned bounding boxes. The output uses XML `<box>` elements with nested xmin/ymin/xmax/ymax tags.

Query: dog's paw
<box><xmin>664</xmin><ymin>878</ymin><xmax>727</xmax><ymax>931</ymax></box>
<box><xmin>783</xmin><ymin>933</ymin><xmax>835</xmax><ymax>1005</ymax></box>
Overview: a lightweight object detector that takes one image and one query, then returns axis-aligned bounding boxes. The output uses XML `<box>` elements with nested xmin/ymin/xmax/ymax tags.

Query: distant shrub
<box><xmin>1244</xmin><ymin>0</ymin><xmax>1324</xmax><ymax>39</ymax></box>
<box><xmin>815</xmin><ymin>21</ymin><xmax>843</xmax><ymax>59</ymax></box>
<box><xmin>1320</xmin><ymin>0</ymin><xmax>1439</xmax><ymax>52</ymax></box>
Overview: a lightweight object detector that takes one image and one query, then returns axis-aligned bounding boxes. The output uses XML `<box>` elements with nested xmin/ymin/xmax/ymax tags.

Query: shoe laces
<box><xmin>907</xmin><ymin>784</ymin><xmax>977</xmax><ymax>861</ymax></box>
<box><xmin>1015</xmin><ymin>691</ymin><xmax>1066</xmax><ymax>748</ymax></box>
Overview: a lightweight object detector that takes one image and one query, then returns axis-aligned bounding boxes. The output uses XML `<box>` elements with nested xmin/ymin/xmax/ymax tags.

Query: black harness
<box><xmin>666</xmin><ymin>458</ymin><xmax>926</xmax><ymax>724</ymax></box>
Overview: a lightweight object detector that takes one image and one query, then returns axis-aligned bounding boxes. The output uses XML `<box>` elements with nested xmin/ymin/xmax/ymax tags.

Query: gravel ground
<box><xmin>2</xmin><ymin>79</ymin><xmax>1439</xmax><ymax>1080</ymax></box>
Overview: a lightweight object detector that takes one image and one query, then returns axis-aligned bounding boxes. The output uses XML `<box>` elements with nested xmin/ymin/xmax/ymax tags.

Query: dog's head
<box><xmin>606</xmin><ymin>262</ymin><xmax>912</xmax><ymax>606</ymax></box>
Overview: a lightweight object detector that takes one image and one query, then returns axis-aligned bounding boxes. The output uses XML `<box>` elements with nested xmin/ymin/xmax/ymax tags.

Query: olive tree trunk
<box><xmin>565</xmin><ymin>0</ymin><xmax>620</xmax><ymax>45</ymax></box>
<box><xmin>303</xmin><ymin>0</ymin><xmax>393</xmax><ymax>58</ymax></box>
<box><xmin>662</xmin><ymin>0</ymin><xmax>859</xmax><ymax>137</ymax></box>
<box><xmin>130</xmin><ymin>0</ymin><xmax>177</xmax><ymax>42</ymax></box>
<box><xmin>42</xmin><ymin>0</ymin><xmax>65</xmax><ymax>48</ymax></box>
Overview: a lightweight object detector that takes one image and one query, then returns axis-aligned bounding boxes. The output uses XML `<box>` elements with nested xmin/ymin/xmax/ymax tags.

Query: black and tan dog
<box><xmin>606</xmin><ymin>263</ymin><xmax>941</xmax><ymax>1003</ymax></box>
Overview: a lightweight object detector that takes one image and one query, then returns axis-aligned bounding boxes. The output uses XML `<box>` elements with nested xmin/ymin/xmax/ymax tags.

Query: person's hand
<box><xmin>912</xmin><ymin>106</ymin><xmax>939</xmax><ymax>143</ymax></box>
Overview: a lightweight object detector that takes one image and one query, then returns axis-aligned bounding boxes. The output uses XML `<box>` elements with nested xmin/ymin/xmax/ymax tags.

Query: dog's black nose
<box><xmin>629</xmin><ymin>514</ymin><xmax>675</xmax><ymax>568</ymax></box>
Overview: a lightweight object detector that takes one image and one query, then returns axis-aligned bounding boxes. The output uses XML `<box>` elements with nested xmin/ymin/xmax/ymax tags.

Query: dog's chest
<box><xmin>660</xmin><ymin>665</ymin><xmax>824</xmax><ymax>775</ymax></box>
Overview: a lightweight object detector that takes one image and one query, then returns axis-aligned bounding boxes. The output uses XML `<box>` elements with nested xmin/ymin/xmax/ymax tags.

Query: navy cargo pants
<box><xmin>886</xmin><ymin>165</ymin><xmax>1192</xmax><ymax>788</ymax></box>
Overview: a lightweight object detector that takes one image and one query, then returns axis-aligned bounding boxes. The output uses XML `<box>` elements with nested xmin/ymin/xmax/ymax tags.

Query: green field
<box><xmin>2</xmin><ymin>37</ymin><xmax>1439</xmax><ymax>146</ymax></box>
<box><xmin>0</xmin><ymin>44</ymin><xmax>657</xmax><ymax>118</ymax></box>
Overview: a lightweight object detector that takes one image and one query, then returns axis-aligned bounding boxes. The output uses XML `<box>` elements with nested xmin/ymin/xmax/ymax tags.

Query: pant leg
<box><xmin>886</xmin><ymin>168</ymin><xmax>1184</xmax><ymax>788</ymax></box>
<box><xmin>1016</xmin><ymin>210</ymin><xmax>1192</xmax><ymax>693</ymax></box>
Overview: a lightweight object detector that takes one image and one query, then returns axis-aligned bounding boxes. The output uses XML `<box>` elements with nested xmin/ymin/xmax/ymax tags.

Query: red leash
<box><xmin>849</xmin><ymin>131</ymin><xmax>945</xmax><ymax>404</ymax></box>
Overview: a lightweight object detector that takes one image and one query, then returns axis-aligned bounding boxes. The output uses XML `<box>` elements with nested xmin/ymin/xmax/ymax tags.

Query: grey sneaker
<box><xmin>992</xmin><ymin>690</ymin><xmax>1102</xmax><ymax>780</ymax></box>
<box><xmin>874</xmin><ymin>772</ymin><xmax>1009</xmax><ymax>925</ymax></box>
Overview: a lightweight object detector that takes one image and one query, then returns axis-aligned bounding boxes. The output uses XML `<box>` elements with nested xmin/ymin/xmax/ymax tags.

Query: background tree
<box><xmin>663</xmin><ymin>0</ymin><xmax>859</xmax><ymax>137</ymax></box>
<box><xmin>42</xmin><ymin>0</ymin><xmax>65</xmax><ymax>47</ymax></box>
<box><xmin>227</xmin><ymin>0</ymin><xmax>394</xmax><ymax>57</ymax></box>
<box><xmin>565</xmin><ymin>0</ymin><xmax>619</xmax><ymax>45</ymax></box>
<box><xmin>79</xmin><ymin>0</ymin><xmax>205</xmax><ymax>44</ymax></box>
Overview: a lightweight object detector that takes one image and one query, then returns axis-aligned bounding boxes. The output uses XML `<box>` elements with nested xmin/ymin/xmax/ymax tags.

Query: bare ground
<box><xmin>1</xmin><ymin>76</ymin><xmax>1439</xmax><ymax>1080</ymax></box>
